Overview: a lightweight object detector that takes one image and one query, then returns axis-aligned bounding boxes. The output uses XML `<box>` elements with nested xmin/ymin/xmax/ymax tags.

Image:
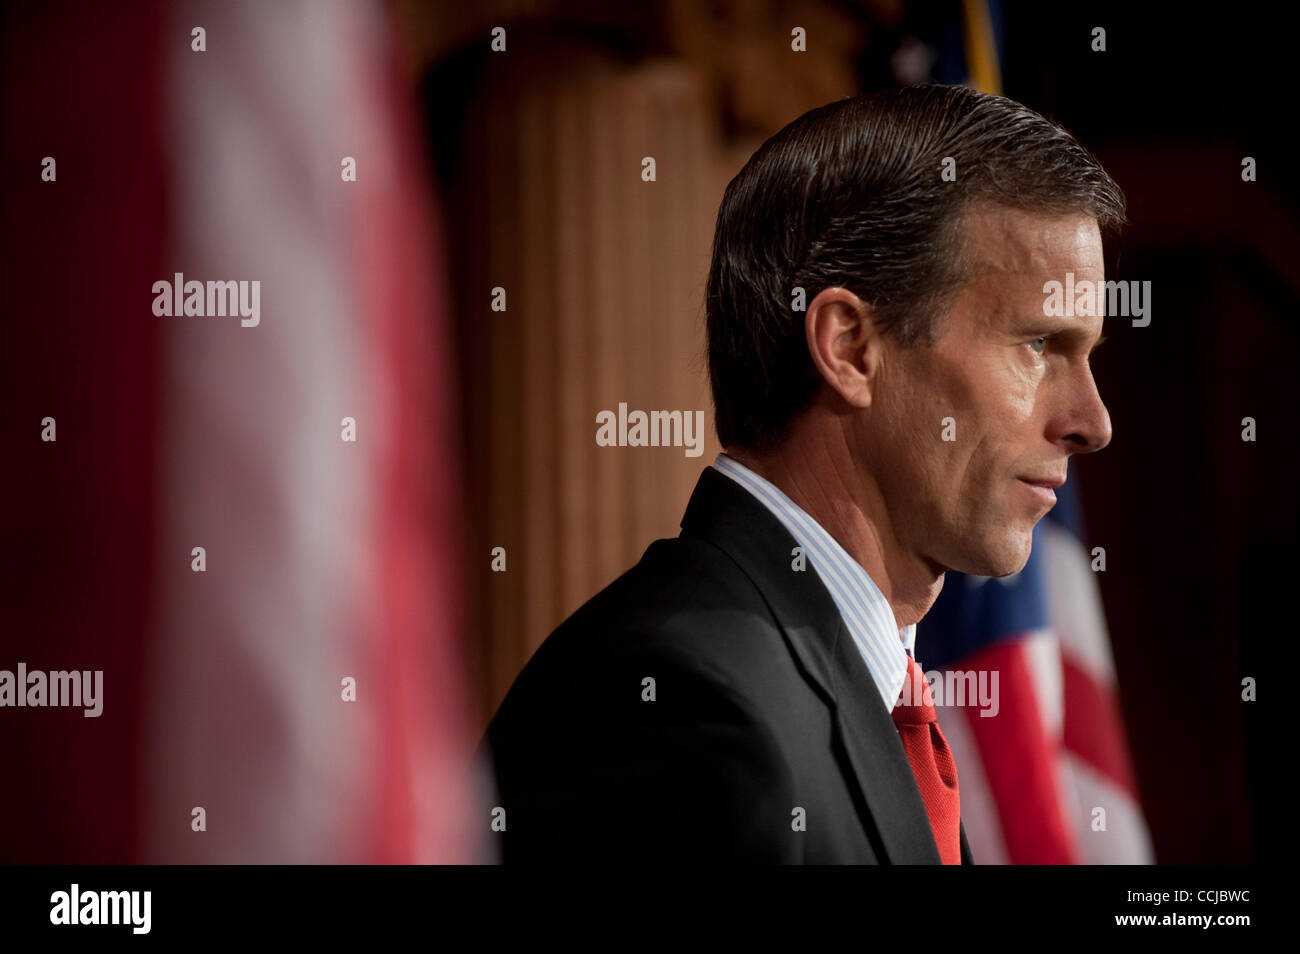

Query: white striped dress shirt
<box><xmin>711</xmin><ymin>452</ymin><xmax>913</xmax><ymax>712</ymax></box>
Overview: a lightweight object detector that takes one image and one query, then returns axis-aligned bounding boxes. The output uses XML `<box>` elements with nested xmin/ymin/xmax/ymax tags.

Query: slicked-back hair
<box><xmin>705</xmin><ymin>84</ymin><xmax>1126</xmax><ymax>453</ymax></box>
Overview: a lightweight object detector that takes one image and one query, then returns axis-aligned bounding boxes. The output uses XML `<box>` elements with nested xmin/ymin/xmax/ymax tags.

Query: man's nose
<box><xmin>1057</xmin><ymin>364</ymin><xmax>1112</xmax><ymax>454</ymax></box>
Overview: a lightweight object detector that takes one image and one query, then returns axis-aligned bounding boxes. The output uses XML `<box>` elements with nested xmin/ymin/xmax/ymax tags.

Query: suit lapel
<box><xmin>680</xmin><ymin>466</ymin><xmax>941</xmax><ymax>863</ymax></box>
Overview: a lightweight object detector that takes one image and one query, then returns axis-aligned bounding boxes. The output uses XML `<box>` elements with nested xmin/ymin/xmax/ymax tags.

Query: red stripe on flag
<box><xmin>351</xmin><ymin>4</ymin><xmax>476</xmax><ymax>863</ymax></box>
<box><xmin>955</xmin><ymin>640</ymin><xmax>1079</xmax><ymax>864</ymax></box>
<box><xmin>1061</xmin><ymin>654</ymin><xmax>1139</xmax><ymax>799</ymax></box>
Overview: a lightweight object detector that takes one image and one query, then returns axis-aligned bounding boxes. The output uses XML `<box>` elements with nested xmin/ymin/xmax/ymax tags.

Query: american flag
<box><xmin>0</xmin><ymin>0</ymin><xmax>484</xmax><ymax>863</ymax></box>
<box><xmin>918</xmin><ymin>463</ymin><xmax>1155</xmax><ymax>864</ymax></box>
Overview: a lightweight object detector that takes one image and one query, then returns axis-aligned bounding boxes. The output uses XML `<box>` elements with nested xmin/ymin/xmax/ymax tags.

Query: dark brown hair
<box><xmin>706</xmin><ymin>84</ymin><xmax>1127</xmax><ymax>453</ymax></box>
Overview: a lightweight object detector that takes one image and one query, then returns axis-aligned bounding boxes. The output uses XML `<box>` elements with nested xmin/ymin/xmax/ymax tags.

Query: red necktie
<box><xmin>891</xmin><ymin>654</ymin><xmax>962</xmax><ymax>864</ymax></box>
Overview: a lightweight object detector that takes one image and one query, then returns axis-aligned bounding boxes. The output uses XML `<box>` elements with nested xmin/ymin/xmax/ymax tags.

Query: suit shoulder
<box><xmin>554</xmin><ymin>535</ymin><xmax>781</xmax><ymax>659</ymax></box>
<box><xmin>586</xmin><ymin>534</ymin><xmax>763</xmax><ymax>619</ymax></box>
<box><xmin>488</xmin><ymin>535</ymin><xmax>794</xmax><ymax>731</ymax></box>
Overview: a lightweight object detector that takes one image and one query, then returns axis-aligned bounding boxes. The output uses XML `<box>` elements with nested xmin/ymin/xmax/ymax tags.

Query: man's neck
<box><xmin>724</xmin><ymin>428</ymin><xmax>943</xmax><ymax>631</ymax></box>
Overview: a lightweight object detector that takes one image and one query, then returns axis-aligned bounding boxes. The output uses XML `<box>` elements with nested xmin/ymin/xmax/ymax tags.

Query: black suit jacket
<box><xmin>481</xmin><ymin>465</ymin><xmax>974</xmax><ymax>863</ymax></box>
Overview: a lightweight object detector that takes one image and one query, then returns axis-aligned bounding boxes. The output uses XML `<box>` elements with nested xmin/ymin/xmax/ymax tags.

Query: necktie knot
<box><xmin>892</xmin><ymin>654</ymin><xmax>937</xmax><ymax>725</ymax></box>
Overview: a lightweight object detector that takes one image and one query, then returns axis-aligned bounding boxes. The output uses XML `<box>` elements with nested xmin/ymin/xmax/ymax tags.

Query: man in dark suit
<box><xmin>481</xmin><ymin>85</ymin><xmax>1124</xmax><ymax>863</ymax></box>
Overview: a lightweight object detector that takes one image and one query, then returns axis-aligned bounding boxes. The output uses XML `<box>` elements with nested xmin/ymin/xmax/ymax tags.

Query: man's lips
<box><xmin>1019</xmin><ymin>474</ymin><xmax>1066</xmax><ymax>489</ymax></box>
<box><xmin>1017</xmin><ymin>475</ymin><xmax>1063</xmax><ymax>505</ymax></box>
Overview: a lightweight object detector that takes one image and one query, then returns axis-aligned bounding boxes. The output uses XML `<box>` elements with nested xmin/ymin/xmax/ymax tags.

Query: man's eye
<box><xmin>1028</xmin><ymin>336</ymin><xmax>1048</xmax><ymax>355</ymax></box>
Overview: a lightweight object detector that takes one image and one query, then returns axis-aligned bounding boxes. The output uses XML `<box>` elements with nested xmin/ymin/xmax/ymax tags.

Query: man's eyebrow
<box><xmin>1089</xmin><ymin>332</ymin><xmax>1109</xmax><ymax>354</ymax></box>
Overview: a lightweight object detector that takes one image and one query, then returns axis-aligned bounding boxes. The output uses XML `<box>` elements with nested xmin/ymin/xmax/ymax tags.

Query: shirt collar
<box><xmin>711</xmin><ymin>452</ymin><xmax>913</xmax><ymax>710</ymax></box>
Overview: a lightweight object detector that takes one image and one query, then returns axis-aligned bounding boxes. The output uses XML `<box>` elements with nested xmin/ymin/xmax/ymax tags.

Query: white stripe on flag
<box><xmin>1061</xmin><ymin>751</ymin><xmax>1156</xmax><ymax>864</ymax></box>
<box><xmin>1043</xmin><ymin>520</ymin><xmax>1120</xmax><ymax>688</ymax></box>
<box><xmin>145</xmin><ymin>0</ymin><xmax>389</xmax><ymax>862</ymax></box>
<box><xmin>1023</xmin><ymin>627</ymin><xmax>1065</xmax><ymax>739</ymax></box>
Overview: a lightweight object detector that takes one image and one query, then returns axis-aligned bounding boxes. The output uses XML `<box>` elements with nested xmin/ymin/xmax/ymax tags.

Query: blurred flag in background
<box><xmin>0</xmin><ymin>0</ymin><xmax>483</xmax><ymax>863</ymax></box>
<box><xmin>920</xmin><ymin>464</ymin><xmax>1155</xmax><ymax>863</ymax></box>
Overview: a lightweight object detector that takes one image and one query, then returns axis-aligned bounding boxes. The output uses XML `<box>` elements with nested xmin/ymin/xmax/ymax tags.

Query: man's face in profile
<box><xmin>867</xmin><ymin>206</ymin><xmax>1112</xmax><ymax>578</ymax></box>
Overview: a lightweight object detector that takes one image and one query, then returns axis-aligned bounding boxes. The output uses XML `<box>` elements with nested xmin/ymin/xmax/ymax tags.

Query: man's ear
<box><xmin>804</xmin><ymin>286</ymin><xmax>878</xmax><ymax>409</ymax></box>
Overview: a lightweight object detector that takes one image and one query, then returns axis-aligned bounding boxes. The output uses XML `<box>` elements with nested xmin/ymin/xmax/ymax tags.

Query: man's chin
<box><xmin>994</xmin><ymin>542</ymin><xmax>1035</xmax><ymax>577</ymax></box>
<box><xmin>993</xmin><ymin>558</ymin><xmax>1030</xmax><ymax>579</ymax></box>
<box><xmin>952</xmin><ymin>536</ymin><xmax>1033</xmax><ymax>578</ymax></box>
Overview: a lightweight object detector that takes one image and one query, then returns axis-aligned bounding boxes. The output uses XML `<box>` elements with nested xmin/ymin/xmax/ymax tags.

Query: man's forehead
<box><xmin>958</xmin><ymin>204</ymin><xmax>1104</xmax><ymax>278</ymax></box>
